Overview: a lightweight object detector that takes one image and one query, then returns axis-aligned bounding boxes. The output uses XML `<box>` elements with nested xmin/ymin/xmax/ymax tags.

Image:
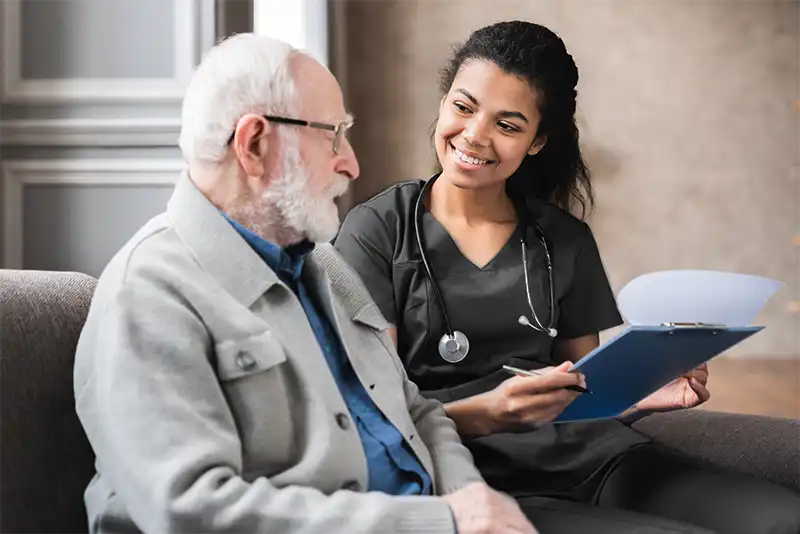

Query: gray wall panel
<box><xmin>21</xmin><ymin>0</ymin><xmax>174</xmax><ymax>80</ymax></box>
<box><xmin>1</xmin><ymin>0</ymin><xmax>218</xmax><ymax>275</ymax></box>
<box><xmin>23</xmin><ymin>185</ymin><xmax>174</xmax><ymax>277</ymax></box>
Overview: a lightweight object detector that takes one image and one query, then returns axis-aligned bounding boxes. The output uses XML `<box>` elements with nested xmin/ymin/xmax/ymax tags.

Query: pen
<box><xmin>502</xmin><ymin>365</ymin><xmax>590</xmax><ymax>394</ymax></box>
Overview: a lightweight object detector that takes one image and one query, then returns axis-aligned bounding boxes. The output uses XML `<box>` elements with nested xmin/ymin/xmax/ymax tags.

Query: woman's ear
<box><xmin>232</xmin><ymin>114</ymin><xmax>273</xmax><ymax>177</ymax></box>
<box><xmin>528</xmin><ymin>135</ymin><xmax>547</xmax><ymax>156</ymax></box>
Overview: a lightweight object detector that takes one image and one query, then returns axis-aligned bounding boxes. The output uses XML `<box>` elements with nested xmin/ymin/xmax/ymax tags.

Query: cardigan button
<box><xmin>335</xmin><ymin>412</ymin><xmax>351</xmax><ymax>430</ymax></box>
<box><xmin>235</xmin><ymin>351</ymin><xmax>256</xmax><ymax>371</ymax></box>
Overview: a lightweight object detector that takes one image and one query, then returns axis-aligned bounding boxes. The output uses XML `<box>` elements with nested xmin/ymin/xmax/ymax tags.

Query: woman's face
<box><xmin>435</xmin><ymin>59</ymin><xmax>545</xmax><ymax>190</ymax></box>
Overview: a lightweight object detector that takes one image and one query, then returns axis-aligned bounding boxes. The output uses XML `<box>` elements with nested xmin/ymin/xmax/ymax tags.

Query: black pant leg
<box><xmin>516</xmin><ymin>495</ymin><xmax>717</xmax><ymax>534</ymax></box>
<box><xmin>596</xmin><ymin>443</ymin><xmax>800</xmax><ymax>534</ymax></box>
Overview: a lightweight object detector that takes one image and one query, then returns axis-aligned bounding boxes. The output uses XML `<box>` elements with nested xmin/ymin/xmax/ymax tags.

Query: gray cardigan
<box><xmin>73</xmin><ymin>174</ymin><xmax>483</xmax><ymax>534</ymax></box>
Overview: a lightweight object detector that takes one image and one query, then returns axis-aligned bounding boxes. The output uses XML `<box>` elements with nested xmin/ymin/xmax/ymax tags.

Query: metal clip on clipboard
<box><xmin>660</xmin><ymin>322</ymin><xmax>727</xmax><ymax>335</ymax></box>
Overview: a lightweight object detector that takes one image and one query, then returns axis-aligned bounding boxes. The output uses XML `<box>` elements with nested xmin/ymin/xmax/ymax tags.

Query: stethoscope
<box><xmin>414</xmin><ymin>174</ymin><xmax>557</xmax><ymax>363</ymax></box>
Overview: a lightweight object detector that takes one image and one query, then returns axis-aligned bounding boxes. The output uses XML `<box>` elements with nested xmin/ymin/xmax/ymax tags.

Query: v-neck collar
<box><xmin>421</xmin><ymin>209</ymin><xmax>521</xmax><ymax>272</ymax></box>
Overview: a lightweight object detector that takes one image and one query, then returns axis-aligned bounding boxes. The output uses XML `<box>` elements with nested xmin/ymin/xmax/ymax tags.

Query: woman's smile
<box><xmin>450</xmin><ymin>142</ymin><xmax>495</xmax><ymax>171</ymax></box>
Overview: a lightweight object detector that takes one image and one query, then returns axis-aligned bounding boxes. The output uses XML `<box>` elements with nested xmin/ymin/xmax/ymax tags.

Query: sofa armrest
<box><xmin>631</xmin><ymin>409</ymin><xmax>799</xmax><ymax>492</ymax></box>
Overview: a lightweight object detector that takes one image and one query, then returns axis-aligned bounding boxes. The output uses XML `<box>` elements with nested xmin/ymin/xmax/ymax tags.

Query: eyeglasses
<box><xmin>227</xmin><ymin>115</ymin><xmax>354</xmax><ymax>155</ymax></box>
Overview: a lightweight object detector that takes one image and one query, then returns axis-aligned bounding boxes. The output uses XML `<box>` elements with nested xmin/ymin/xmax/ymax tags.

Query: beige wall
<box><xmin>338</xmin><ymin>0</ymin><xmax>800</xmax><ymax>357</ymax></box>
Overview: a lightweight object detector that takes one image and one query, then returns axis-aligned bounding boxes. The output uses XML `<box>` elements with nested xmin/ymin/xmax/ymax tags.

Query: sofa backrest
<box><xmin>1</xmin><ymin>270</ymin><xmax>98</xmax><ymax>533</ymax></box>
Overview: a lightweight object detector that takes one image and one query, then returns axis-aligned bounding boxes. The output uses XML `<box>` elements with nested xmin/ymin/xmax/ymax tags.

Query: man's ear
<box><xmin>528</xmin><ymin>134</ymin><xmax>547</xmax><ymax>156</ymax></box>
<box><xmin>232</xmin><ymin>114</ymin><xmax>272</xmax><ymax>177</ymax></box>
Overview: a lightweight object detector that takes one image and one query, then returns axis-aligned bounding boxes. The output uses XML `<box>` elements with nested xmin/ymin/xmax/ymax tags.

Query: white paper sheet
<box><xmin>617</xmin><ymin>270</ymin><xmax>783</xmax><ymax>327</ymax></box>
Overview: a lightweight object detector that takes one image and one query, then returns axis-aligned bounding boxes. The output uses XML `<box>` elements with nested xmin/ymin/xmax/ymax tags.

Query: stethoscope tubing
<box><xmin>413</xmin><ymin>174</ymin><xmax>557</xmax><ymax>362</ymax></box>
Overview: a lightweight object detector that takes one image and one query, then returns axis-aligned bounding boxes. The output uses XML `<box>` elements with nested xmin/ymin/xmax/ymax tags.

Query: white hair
<box><xmin>178</xmin><ymin>33</ymin><xmax>299</xmax><ymax>165</ymax></box>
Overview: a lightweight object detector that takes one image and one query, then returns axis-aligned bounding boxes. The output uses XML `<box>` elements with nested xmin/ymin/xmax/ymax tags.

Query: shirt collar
<box><xmin>223</xmin><ymin>214</ymin><xmax>315</xmax><ymax>282</ymax></box>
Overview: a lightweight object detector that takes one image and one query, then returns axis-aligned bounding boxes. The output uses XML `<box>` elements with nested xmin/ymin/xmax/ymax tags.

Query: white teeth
<box><xmin>454</xmin><ymin>147</ymin><xmax>488</xmax><ymax>166</ymax></box>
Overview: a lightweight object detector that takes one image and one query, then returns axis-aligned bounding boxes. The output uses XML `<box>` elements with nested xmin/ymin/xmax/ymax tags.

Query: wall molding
<box><xmin>0</xmin><ymin>0</ymin><xmax>198</xmax><ymax>104</ymax></box>
<box><xmin>0</xmin><ymin>118</ymin><xmax>183</xmax><ymax>146</ymax></box>
<box><xmin>1</xmin><ymin>159</ymin><xmax>182</xmax><ymax>268</ymax></box>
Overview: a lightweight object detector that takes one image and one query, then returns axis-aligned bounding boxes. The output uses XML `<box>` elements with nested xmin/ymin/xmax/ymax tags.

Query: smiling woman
<box><xmin>334</xmin><ymin>20</ymin><xmax>800</xmax><ymax>534</ymax></box>
<box><xmin>436</xmin><ymin>63</ymin><xmax>543</xmax><ymax>186</ymax></box>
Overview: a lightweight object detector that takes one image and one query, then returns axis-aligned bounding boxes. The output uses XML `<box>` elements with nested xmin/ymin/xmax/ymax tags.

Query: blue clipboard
<box><xmin>554</xmin><ymin>323</ymin><xmax>763</xmax><ymax>422</ymax></box>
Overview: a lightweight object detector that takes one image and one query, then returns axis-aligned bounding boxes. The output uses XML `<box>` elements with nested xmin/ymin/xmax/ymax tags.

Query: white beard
<box><xmin>248</xmin><ymin>134</ymin><xmax>349</xmax><ymax>244</ymax></box>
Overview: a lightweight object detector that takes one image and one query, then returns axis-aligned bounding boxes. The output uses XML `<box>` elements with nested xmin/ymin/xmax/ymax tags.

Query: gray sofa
<box><xmin>1</xmin><ymin>269</ymin><xmax>798</xmax><ymax>533</ymax></box>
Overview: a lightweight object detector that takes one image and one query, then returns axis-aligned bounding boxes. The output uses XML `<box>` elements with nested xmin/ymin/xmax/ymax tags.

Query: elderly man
<box><xmin>73</xmin><ymin>34</ymin><xmax>537</xmax><ymax>534</ymax></box>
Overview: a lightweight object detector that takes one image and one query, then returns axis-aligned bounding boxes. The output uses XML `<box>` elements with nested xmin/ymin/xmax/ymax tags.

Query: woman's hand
<box><xmin>633</xmin><ymin>363</ymin><xmax>711</xmax><ymax>414</ymax></box>
<box><xmin>482</xmin><ymin>361</ymin><xmax>587</xmax><ymax>433</ymax></box>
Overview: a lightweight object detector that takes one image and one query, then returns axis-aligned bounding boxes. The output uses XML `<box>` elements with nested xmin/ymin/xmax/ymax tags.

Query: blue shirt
<box><xmin>225</xmin><ymin>217</ymin><xmax>432</xmax><ymax>496</ymax></box>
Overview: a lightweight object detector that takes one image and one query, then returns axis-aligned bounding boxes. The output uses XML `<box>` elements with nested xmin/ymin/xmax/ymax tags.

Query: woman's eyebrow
<box><xmin>453</xmin><ymin>88</ymin><xmax>529</xmax><ymax>123</ymax></box>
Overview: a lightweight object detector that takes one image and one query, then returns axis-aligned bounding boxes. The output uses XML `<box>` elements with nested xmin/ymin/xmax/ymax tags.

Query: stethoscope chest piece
<box><xmin>438</xmin><ymin>330</ymin><xmax>469</xmax><ymax>363</ymax></box>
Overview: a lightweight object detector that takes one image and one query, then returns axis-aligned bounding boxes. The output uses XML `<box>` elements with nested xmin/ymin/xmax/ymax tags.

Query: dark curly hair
<box><xmin>439</xmin><ymin>21</ymin><xmax>593</xmax><ymax>218</ymax></box>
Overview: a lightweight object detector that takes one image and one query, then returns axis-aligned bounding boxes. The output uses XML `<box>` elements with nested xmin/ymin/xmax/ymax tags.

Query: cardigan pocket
<box><xmin>214</xmin><ymin>330</ymin><xmax>300</xmax><ymax>477</ymax></box>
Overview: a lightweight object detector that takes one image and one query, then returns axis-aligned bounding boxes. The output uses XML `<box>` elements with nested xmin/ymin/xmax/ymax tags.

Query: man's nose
<box><xmin>337</xmin><ymin>138</ymin><xmax>360</xmax><ymax>181</ymax></box>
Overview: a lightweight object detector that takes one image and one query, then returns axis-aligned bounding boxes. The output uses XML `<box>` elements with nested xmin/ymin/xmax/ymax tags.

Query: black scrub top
<box><xmin>334</xmin><ymin>180</ymin><xmax>648</xmax><ymax>496</ymax></box>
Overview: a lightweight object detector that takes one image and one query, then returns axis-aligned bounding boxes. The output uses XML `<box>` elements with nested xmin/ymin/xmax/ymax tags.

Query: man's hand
<box><xmin>442</xmin><ymin>482</ymin><xmax>538</xmax><ymax>534</ymax></box>
<box><xmin>635</xmin><ymin>363</ymin><xmax>711</xmax><ymax>413</ymax></box>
